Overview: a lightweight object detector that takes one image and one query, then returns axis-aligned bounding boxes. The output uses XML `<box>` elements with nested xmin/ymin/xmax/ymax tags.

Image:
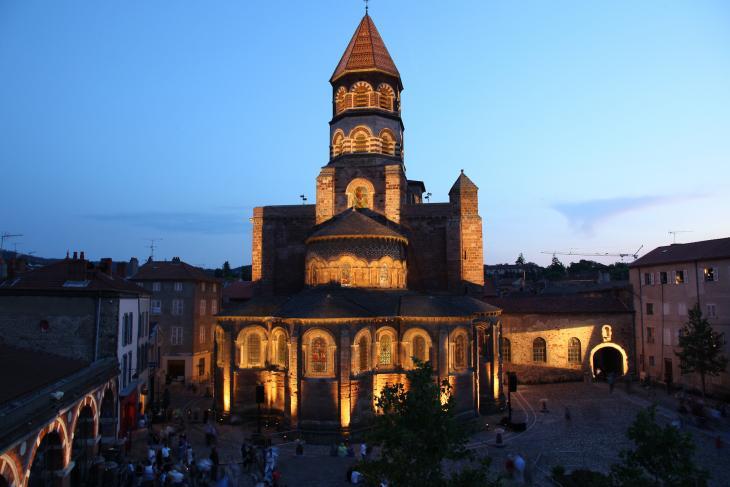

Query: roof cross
<box><xmin>364</xmin><ymin>0</ymin><xmax>369</xmax><ymax>14</ymax></box>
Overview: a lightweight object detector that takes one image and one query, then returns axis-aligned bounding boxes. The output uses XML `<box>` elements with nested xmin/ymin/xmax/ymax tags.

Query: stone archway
<box><xmin>70</xmin><ymin>405</ymin><xmax>96</xmax><ymax>486</ymax></box>
<box><xmin>0</xmin><ymin>453</ymin><xmax>22</xmax><ymax>487</ymax></box>
<box><xmin>28</xmin><ymin>430</ymin><xmax>65</xmax><ymax>487</ymax></box>
<box><xmin>590</xmin><ymin>342</ymin><xmax>628</xmax><ymax>379</ymax></box>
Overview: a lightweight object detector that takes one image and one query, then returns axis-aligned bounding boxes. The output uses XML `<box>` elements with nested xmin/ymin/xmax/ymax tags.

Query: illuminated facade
<box><xmin>215</xmin><ymin>13</ymin><xmax>502</xmax><ymax>433</ymax></box>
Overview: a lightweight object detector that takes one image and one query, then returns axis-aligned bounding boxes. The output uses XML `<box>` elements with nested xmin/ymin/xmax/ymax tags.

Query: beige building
<box><xmin>630</xmin><ymin>237</ymin><xmax>730</xmax><ymax>395</ymax></box>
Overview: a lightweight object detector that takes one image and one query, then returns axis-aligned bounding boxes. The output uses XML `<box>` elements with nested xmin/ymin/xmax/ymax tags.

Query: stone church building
<box><xmin>214</xmin><ymin>13</ymin><xmax>634</xmax><ymax>433</ymax></box>
<box><xmin>215</xmin><ymin>13</ymin><xmax>503</xmax><ymax>433</ymax></box>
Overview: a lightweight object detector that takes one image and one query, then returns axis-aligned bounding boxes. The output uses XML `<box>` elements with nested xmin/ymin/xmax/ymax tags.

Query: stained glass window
<box><xmin>379</xmin><ymin>334</ymin><xmax>392</xmax><ymax>365</ymax></box>
<box><xmin>247</xmin><ymin>334</ymin><xmax>261</xmax><ymax>366</ymax></box>
<box><xmin>311</xmin><ymin>337</ymin><xmax>327</xmax><ymax>373</ymax></box>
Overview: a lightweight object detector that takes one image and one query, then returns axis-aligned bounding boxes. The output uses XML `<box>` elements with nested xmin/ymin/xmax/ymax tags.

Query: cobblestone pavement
<box><xmin>129</xmin><ymin>382</ymin><xmax>729</xmax><ymax>486</ymax></box>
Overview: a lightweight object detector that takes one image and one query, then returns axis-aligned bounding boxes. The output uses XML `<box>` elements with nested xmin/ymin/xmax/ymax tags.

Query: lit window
<box><xmin>704</xmin><ymin>267</ymin><xmax>717</xmax><ymax>282</ymax></box>
<box><xmin>171</xmin><ymin>326</ymin><xmax>183</xmax><ymax>345</ymax></box>
<box><xmin>501</xmin><ymin>337</ymin><xmax>511</xmax><ymax>362</ymax></box>
<box><xmin>532</xmin><ymin>337</ymin><xmax>546</xmax><ymax>363</ymax></box>
<box><xmin>379</xmin><ymin>334</ymin><xmax>393</xmax><ymax>366</ymax></box>
<box><xmin>174</xmin><ymin>282</ymin><xmax>183</xmax><ymax>292</ymax></box>
<box><xmin>454</xmin><ymin>334</ymin><xmax>466</xmax><ymax>368</ymax></box>
<box><xmin>341</xmin><ymin>263</ymin><xmax>351</xmax><ymax>287</ymax></box>
<box><xmin>379</xmin><ymin>265</ymin><xmax>389</xmax><ymax>288</ymax></box>
<box><xmin>311</xmin><ymin>337</ymin><xmax>327</xmax><ymax>373</ymax></box>
<box><xmin>152</xmin><ymin>282</ymin><xmax>161</xmax><ymax>292</ymax></box>
<box><xmin>674</xmin><ymin>270</ymin><xmax>685</xmax><ymax>284</ymax></box>
<box><xmin>358</xmin><ymin>335</ymin><xmax>369</xmax><ymax>372</ymax></box>
<box><xmin>568</xmin><ymin>338</ymin><xmax>581</xmax><ymax>364</ymax></box>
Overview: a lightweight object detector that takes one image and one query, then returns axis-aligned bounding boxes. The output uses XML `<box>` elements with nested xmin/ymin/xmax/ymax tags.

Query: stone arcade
<box><xmin>214</xmin><ymin>13</ymin><xmax>504</xmax><ymax>434</ymax></box>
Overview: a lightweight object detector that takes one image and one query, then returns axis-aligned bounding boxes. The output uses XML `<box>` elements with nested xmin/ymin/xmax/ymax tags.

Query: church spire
<box><xmin>330</xmin><ymin>14</ymin><xmax>400</xmax><ymax>84</ymax></box>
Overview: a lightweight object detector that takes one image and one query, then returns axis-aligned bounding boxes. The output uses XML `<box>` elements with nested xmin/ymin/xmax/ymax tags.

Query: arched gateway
<box><xmin>590</xmin><ymin>342</ymin><xmax>628</xmax><ymax>378</ymax></box>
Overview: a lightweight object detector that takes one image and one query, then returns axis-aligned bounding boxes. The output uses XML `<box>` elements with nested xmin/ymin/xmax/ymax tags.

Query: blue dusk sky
<box><xmin>1</xmin><ymin>1</ymin><xmax>729</xmax><ymax>268</ymax></box>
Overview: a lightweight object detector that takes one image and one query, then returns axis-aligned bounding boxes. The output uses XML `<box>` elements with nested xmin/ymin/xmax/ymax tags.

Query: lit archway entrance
<box><xmin>590</xmin><ymin>343</ymin><xmax>628</xmax><ymax>379</ymax></box>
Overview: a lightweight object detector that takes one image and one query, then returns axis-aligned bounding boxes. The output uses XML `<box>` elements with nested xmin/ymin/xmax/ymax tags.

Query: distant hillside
<box><xmin>0</xmin><ymin>250</ymin><xmax>59</xmax><ymax>266</ymax></box>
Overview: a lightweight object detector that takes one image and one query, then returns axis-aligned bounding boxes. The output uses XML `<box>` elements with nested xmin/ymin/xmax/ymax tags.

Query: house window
<box><xmin>199</xmin><ymin>299</ymin><xmax>206</xmax><ymax>316</ymax></box>
<box><xmin>212</xmin><ymin>283</ymin><xmax>217</xmax><ymax>293</ymax></box>
<box><xmin>644</xmin><ymin>272</ymin><xmax>654</xmax><ymax>285</ymax></box>
<box><xmin>379</xmin><ymin>334</ymin><xmax>393</xmax><ymax>366</ymax></box>
<box><xmin>152</xmin><ymin>282</ymin><xmax>161</xmax><ymax>292</ymax></box>
<box><xmin>532</xmin><ymin>337</ymin><xmax>547</xmax><ymax>362</ymax></box>
<box><xmin>647</xmin><ymin>327</ymin><xmax>655</xmax><ymax>343</ymax></box>
<box><xmin>501</xmin><ymin>337</ymin><xmax>511</xmax><ymax>362</ymax></box>
<box><xmin>649</xmin><ymin>355</ymin><xmax>655</xmax><ymax>367</ymax></box>
<box><xmin>199</xmin><ymin>325</ymin><xmax>206</xmax><ymax>344</ymax></box>
<box><xmin>704</xmin><ymin>267</ymin><xmax>717</xmax><ymax>282</ymax></box>
<box><xmin>674</xmin><ymin>270</ymin><xmax>685</xmax><ymax>284</ymax></box>
<box><xmin>247</xmin><ymin>334</ymin><xmax>261</xmax><ymax>367</ymax></box>
<box><xmin>707</xmin><ymin>303</ymin><xmax>717</xmax><ymax>318</ymax></box>
<box><xmin>198</xmin><ymin>358</ymin><xmax>205</xmax><ymax>377</ymax></box>
<box><xmin>151</xmin><ymin>300</ymin><xmax>161</xmax><ymax>315</ymax></box>
<box><xmin>663</xmin><ymin>328</ymin><xmax>671</xmax><ymax>345</ymax></box>
<box><xmin>660</xmin><ymin>271</ymin><xmax>668</xmax><ymax>284</ymax></box>
<box><xmin>172</xmin><ymin>299</ymin><xmax>183</xmax><ymax>316</ymax></box>
<box><xmin>201</xmin><ymin>282</ymin><xmax>207</xmax><ymax>292</ymax></box>
<box><xmin>211</xmin><ymin>300</ymin><xmax>218</xmax><ymax>315</ymax></box>
<box><xmin>174</xmin><ymin>282</ymin><xmax>183</xmax><ymax>292</ymax></box>
<box><xmin>663</xmin><ymin>302</ymin><xmax>670</xmax><ymax>315</ymax></box>
<box><xmin>646</xmin><ymin>303</ymin><xmax>654</xmax><ymax>315</ymax></box>
<box><xmin>311</xmin><ymin>337</ymin><xmax>327</xmax><ymax>373</ymax></box>
<box><xmin>678</xmin><ymin>303</ymin><xmax>687</xmax><ymax>316</ymax></box>
<box><xmin>413</xmin><ymin>335</ymin><xmax>427</xmax><ymax>363</ymax></box>
<box><xmin>454</xmin><ymin>334</ymin><xmax>466</xmax><ymax>368</ymax></box>
<box><xmin>568</xmin><ymin>337</ymin><xmax>581</xmax><ymax>364</ymax></box>
<box><xmin>358</xmin><ymin>335</ymin><xmax>369</xmax><ymax>372</ymax></box>
<box><xmin>171</xmin><ymin>326</ymin><xmax>183</xmax><ymax>345</ymax></box>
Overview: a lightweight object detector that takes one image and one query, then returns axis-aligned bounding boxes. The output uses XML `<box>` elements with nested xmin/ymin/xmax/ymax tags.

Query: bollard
<box><xmin>494</xmin><ymin>428</ymin><xmax>506</xmax><ymax>448</ymax></box>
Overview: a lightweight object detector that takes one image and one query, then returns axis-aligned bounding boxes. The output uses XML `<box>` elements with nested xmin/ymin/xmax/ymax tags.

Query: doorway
<box><xmin>592</xmin><ymin>346</ymin><xmax>624</xmax><ymax>379</ymax></box>
<box><xmin>167</xmin><ymin>360</ymin><xmax>185</xmax><ymax>382</ymax></box>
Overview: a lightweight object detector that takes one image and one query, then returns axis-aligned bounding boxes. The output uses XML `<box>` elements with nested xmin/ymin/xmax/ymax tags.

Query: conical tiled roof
<box><xmin>331</xmin><ymin>14</ymin><xmax>400</xmax><ymax>83</ymax></box>
<box><xmin>449</xmin><ymin>170</ymin><xmax>479</xmax><ymax>195</ymax></box>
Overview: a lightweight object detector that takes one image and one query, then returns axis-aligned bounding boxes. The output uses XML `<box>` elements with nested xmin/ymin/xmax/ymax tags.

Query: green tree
<box><xmin>360</xmin><ymin>360</ymin><xmax>498</xmax><ymax>486</ymax></box>
<box><xmin>543</xmin><ymin>256</ymin><xmax>566</xmax><ymax>281</ymax></box>
<box><xmin>610</xmin><ymin>406</ymin><xmax>708</xmax><ymax>486</ymax></box>
<box><xmin>222</xmin><ymin>260</ymin><xmax>232</xmax><ymax>278</ymax></box>
<box><xmin>675</xmin><ymin>304</ymin><xmax>728</xmax><ymax>397</ymax></box>
<box><xmin>516</xmin><ymin>253</ymin><xmax>525</xmax><ymax>266</ymax></box>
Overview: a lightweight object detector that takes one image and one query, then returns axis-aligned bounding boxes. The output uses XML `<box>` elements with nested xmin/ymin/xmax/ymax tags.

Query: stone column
<box><xmin>384</xmin><ymin>165</ymin><xmax>404</xmax><ymax>224</ymax></box>
<box><xmin>339</xmin><ymin>328</ymin><xmax>351</xmax><ymax>430</ymax></box>
<box><xmin>438</xmin><ymin>328</ymin><xmax>449</xmax><ymax>385</ymax></box>
<box><xmin>316</xmin><ymin>167</ymin><xmax>336</xmax><ymax>224</ymax></box>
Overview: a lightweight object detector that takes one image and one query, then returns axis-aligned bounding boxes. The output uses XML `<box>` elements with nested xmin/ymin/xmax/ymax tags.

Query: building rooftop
<box><xmin>219</xmin><ymin>287</ymin><xmax>500</xmax><ymax>319</ymax></box>
<box><xmin>306</xmin><ymin>208</ymin><xmax>407</xmax><ymax>243</ymax></box>
<box><xmin>630</xmin><ymin>237</ymin><xmax>730</xmax><ymax>268</ymax></box>
<box><xmin>0</xmin><ymin>254</ymin><xmax>148</xmax><ymax>295</ymax></box>
<box><xmin>331</xmin><ymin>14</ymin><xmax>400</xmax><ymax>83</ymax></box>
<box><xmin>132</xmin><ymin>257</ymin><xmax>216</xmax><ymax>282</ymax></box>
<box><xmin>488</xmin><ymin>295</ymin><xmax>631</xmax><ymax>314</ymax></box>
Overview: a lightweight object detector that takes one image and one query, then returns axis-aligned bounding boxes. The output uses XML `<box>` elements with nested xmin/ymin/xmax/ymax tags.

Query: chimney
<box><xmin>73</xmin><ymin>251</ymin><xmax>78</xmax><ymax>260</ymax></box>
<box><xmin>129</xmin><ymin>257</ymin><xmax>139</xmax><ymax>276</ymax></box>
<box><xmin>80</xmin><ymin>251</ymin><xmax>85</xmax><ymax>261</ymax></box>
<box><xmin>172</xmin><ymin>256</ymin><xmax>181</xmax><ymax>263</ymax></box>
<box><xmin>116</xmin><ymin>261</ymin><xmax>127</xmax><ymax>278</ymax></box>
<box><xmin>100</xmin><ymin>258</ymin><xmax>113</xmax><ymax>276</ymax></box>
<box><xmin>67</xmin><ymin>251</ymin><xmax>86</xmax><ymax>280</ymax></box>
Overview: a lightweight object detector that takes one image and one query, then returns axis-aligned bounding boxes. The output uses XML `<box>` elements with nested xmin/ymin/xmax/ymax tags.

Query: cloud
<box><xmin>552</xmin><ymin>195</ymin><xmax>694</xmax><ymax>235</ymax></box>
<box><xmin>85</xmin><ymin>210</ymin><xmax>247</xmax><ymax>235</ymax></box>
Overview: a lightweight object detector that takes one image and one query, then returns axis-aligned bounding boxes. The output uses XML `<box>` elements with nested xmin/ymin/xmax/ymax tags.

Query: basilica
<box><xmin>215</xmin><ymin>13</ymin><xmax>507</xmax><ymax>433</ymax></box>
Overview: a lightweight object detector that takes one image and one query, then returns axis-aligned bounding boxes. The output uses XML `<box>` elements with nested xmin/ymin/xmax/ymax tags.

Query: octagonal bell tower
<box><xmin>316</xmin><ymin>14</ymin><xmax>407</xmax><ymax>225</ymax></box>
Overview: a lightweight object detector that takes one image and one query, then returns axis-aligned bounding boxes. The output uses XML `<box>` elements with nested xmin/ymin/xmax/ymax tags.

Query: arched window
<box><xmin>377</xmin><ymin>84</ymin><xmax>394</xmax><ymax>111</ymax></box>
<box><xmin>532</xmin><ymin>337</ymin><xmax>547</xmax><ymax>363</ymax></box>
<box><xmin>311</xmin><ymin>337</ymin><xmax>327</xmax><ymax>373</ymax></box>
<box><xmin>341</xmin><ymin>263</ymin><xmax>352</xmax><ymax>286</ymax></box>
<box><xmin>332</xmin><ymin>131</ymin><xmax>345</xmax><ymax>157</ymax></box>
<box><xmin>413</xmin><ymin>335</ymin><xmax>426</xmax><ymax>363</ymax></box>
<box><xmin>335</xmin><ymin>86</ymin><xmax>348</xmax><ymax>113</ymax></box>
<box><xmin>379</xmin><ymin>265</ymin><xmax>389</xmax><ymax>287</ymax></box>
<box><xmin>352</xmin><ymin>187</ymin><xmax>369</xmax><ymax>209</ymax></box>
<box><xmin>568</xmin><ymin>337</ymin><xmax>581</xmax><ymax>364</ymax></box>
<box><xmin>352</xmin><ymin>81</ymin><xmax>373</xmax><ymax>107</ymax></box>
<box><xmin>501</xmin><ymin>337</ymin><xmax>511</xmax><ymax>363</ymax></box>
<box><xmin>247</xmin><ymin>334</ymin><xmax>261</xmax><ymax>367</ymax></box>
<box><xmin>352</xmin><ymin>128</ymin><xmax>369</xmax><ymax>152</ymax></box>
<box><xmin>380</xmin><ymin>129</ymin><xmax>395</xmax><ymax>155</ymax></box>
<box><xmin>273</xmin><ymin>331</ymin><xmax>287</xmax><ymax>367</ymax></box>
<box><xmin>454</xmin><ymin>334</ymin><xmax>466</xmax><ymax>368</ymax></box>
<box><xmin>379</xmin><ymin>334</ymin><xmax>393</xmax><ymax>366</ymax></box>
<box><xmin>358</xmin><ymin>335</ymin><xmax>369</xmax><ymax>371</ymax></box>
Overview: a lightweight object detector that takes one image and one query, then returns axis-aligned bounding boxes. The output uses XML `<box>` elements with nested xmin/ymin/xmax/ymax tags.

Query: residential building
<box><xmin>131</xmin><ymin>257</ymin><xmax>221</xmax><ymax>389</ymax></box>
<box><xmin>0</xmin><ymin>251</ymin><xmax>150</xmax><ymax>440</ymax></box>
<box><xmin>630</xmin><ymin>237</ymin><xmax>730</xmax><ymax>395</ymax></box>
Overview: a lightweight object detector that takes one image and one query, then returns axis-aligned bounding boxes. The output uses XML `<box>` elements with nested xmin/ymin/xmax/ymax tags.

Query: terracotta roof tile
<box><xmin>306</xmin><ymin>208</ymin><xmax>406</xmax><ymax>243</ymax></box>
<box><xmin>629</xmin><ymin>237</ymin><xmax>730</xmax><ymax>268</ymax></box>
<box><xmin>331</xmin><ymin>14</ymin><xmax>400</xmax><ymax>82</ymax></box>
<box><xmin>132</xmin><ymin>259</ymin><xmax>216</xmax><ymax>282</ymax></box>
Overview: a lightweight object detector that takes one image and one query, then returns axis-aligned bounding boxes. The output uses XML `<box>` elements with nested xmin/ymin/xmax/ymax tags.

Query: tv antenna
<box><xmin>0</xmin><ymin>233</ymin><xmax>23</xmax><ymax>252</ymax></box>
<box><xmin>668</xmin><ymin>230</ymin><xmax>692</xmax><ymax>244</ymax></box>
<box><xmin>299</xmin><ymin>194</ymin><xmax>307</xmax><ymax>205</ymax></box>
<box><xmin>425</xmin><ymin>192</ymin><xmax>432</xmax><ymax>203</ymax></box>
<box><xmin>145</xmin><ymin>238</ymin><xmax>162</xmax><ymax>260</ymax></box>
<box><xmin>541</xmin><ymin>245</ymin><xmax>643</xmax><ymax>262</ymax></box>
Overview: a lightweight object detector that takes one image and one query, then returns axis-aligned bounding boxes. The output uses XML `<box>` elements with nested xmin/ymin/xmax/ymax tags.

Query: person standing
<box><xmin>210</xmin><ymin>446</ymin><xmax>219</xmax><ymax>481</ymax></box>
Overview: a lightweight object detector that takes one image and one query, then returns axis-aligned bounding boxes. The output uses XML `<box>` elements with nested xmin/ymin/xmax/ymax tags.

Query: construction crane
<box><xmin>541</xmin><ymin>245</ymin><xmax>643</xmax><ymax>262</ymax></box>
<box><xmin>0</xmin><ymin>233</ymin><xmax>23</xmax><ymax>252</ymax></box>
